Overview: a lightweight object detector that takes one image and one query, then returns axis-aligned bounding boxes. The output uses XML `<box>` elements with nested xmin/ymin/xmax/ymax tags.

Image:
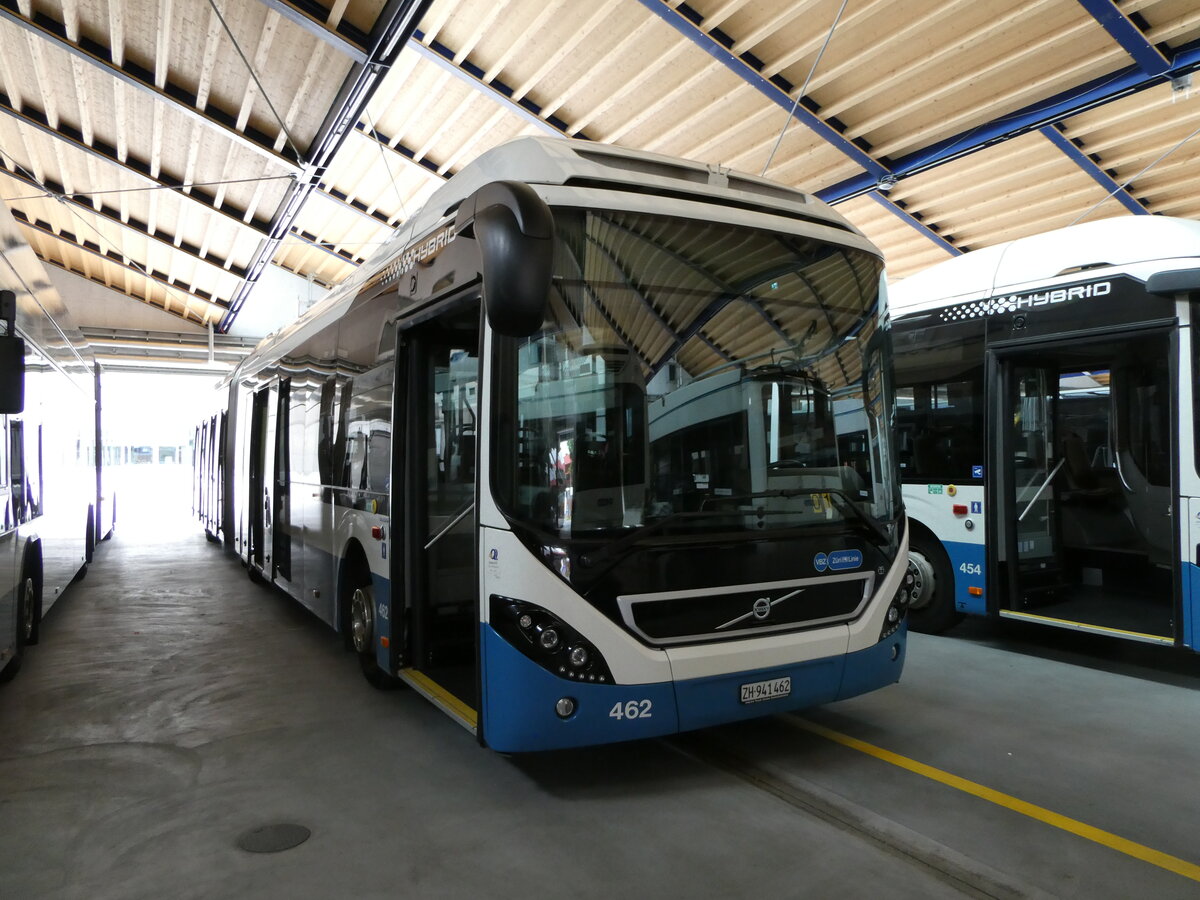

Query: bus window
<box><xmin>343</xmin><ymin>365</ymin><xmax>392</xmax><ymax>513</ymax></box>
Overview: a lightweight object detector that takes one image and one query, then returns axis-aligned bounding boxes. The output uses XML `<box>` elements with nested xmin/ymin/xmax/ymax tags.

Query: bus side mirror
<box><xmin>1147</xmin><ymin>267</ymin><xmax>1200</xmax><ymax>297</ymax></box>
<box><xmin>456</xmin><ymin>181</ymin><xmax>554</xmax><ymax>338</ymax></box>
<box><xmin>0</xmin><ymin>289</ymin><xmax>24</xmax><ymax>414</ymax></box>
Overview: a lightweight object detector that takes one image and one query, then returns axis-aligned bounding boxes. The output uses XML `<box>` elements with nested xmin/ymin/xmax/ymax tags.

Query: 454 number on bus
<box><xmin>959</xmin><ymin>562</ymin><xmax>982</xmax><ymax>575</ymax></box>
<box><xmin>609</xmin><ymin>700</ymin><xmax>653</xmax><ymax>720</ymax></box>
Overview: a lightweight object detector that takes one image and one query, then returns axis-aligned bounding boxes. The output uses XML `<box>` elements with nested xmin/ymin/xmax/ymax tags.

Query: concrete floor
<box><xmin>3</xmin><ymin>499</ymin><xmax>1200</xmax><ymax>899</ymax></box>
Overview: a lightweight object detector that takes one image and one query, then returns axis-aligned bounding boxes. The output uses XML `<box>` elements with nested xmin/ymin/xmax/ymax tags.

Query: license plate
<box><xmin>739</xmin><ymin>676</ymin><xmax>791</xmax><ymax>704</ymax></box>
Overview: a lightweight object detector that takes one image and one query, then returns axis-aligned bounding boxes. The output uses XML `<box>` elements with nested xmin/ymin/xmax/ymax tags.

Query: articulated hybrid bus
<box><xmin>892</xmin><ymin>216</ymin><xmax>1200</xmax><ymax>649</ymax></box>
<box><xmin>203</xmin><ymin>136</ymin><xmax>909</xmax><ymax>751</ymax></box>
<box><xmin>0</xmin><ymin>205</ymin><xmax>114</xmax><ymax>682</ymax></box>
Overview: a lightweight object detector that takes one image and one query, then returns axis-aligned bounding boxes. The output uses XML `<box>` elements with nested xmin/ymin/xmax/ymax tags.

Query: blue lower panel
<box><xmin>1183</xmin><ymin>562</ymin><xmax>1200</xmax><ymax>650</ymax></box>
<box><xmin>371</xmin><ymin>574</ymin><xmax>392</xmax><ymax>670</ymax></box>
<box><xmin>943</xmin><ymin>539</ymin><xmax>986</xmax><ymax>616</ymax></box>
<box><xmin>481</xmin><ymin>624</ymin><xmax>907</xmax><ymax>753</ymax></box>
<box><xmin>481</xmin><ymin>626</ymin><xmax>679</xmax><ymax>753</ymax></box>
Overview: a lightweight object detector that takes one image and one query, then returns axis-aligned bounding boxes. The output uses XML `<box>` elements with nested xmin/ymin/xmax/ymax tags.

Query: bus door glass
<box><xmin>273</xmin><ymin>379</ymin><xmax>292</xmax><ymax>582</ymax></box>
<box><xmin>1008</xmin><ymin>364</ymin><xmax>1060</xmax><ymax>591</ymax></box>
<box><xmin>247</xmin><ymin>386</ymin><xmax>270</xmax><ymax>572</ymax></box>
<box><xmin>404</xmin><ymin>309</ymin><xmax>481</xmax><ymax>703</ymax></box>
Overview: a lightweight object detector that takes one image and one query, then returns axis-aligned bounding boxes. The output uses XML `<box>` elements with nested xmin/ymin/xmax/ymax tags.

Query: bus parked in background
<box><xmin>0</xmin><ymin>203</ymin><xmax>115</xmax><ymax>682</ymax></box>
<box><xmin>198</xmin><ymin>136</ymin><xmax>909</xmax><ymax>752</ymax></box>
<box><xmin>891</xmin><ymin>216</ymin><xmax>1200</xmax><ymax>649</ymax></box>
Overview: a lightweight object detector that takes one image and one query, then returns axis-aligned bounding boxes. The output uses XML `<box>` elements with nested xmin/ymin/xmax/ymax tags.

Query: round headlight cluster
<box><xmin>879</xmin><ymin>571</ymin><xmax>912</xmax><ymax>641</ymax></box>
<box><xmin>493</xmin><ymin>596</ymin><xmax>612</xmax><ymax>685</ymax></box>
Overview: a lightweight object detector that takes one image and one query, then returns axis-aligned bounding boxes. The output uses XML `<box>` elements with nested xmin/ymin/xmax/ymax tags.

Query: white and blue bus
<box><xmin>0</xmin><ymin>204</ymin><xmax>115</xmax><ymax>682</ymax></box>
<box><xmin>891</xmin><ymin>216</ymin><xmax>1200</xmax><ymax>650</ymax></box>
<box><xmin>202</xmin><ymin>137</ymin><xmax>910</xmax><ymax>752</ymax></box>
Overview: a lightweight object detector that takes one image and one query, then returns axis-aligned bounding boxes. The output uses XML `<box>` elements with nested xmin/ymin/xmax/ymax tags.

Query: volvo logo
<box><xmin>716</xmin><ymin>588</ymin><xmax>804</xmax><ymax>631</ymax></box>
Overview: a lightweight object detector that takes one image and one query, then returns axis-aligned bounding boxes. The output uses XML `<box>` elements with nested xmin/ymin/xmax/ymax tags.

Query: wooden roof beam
<box><xmin>0</xmin><ymin>0</ymin><xmax>304</xmax><ymax>171</ymax></box>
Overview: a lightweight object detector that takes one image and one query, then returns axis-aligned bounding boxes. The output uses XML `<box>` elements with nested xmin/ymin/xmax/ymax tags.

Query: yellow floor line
<box><xmin>997</xmin><ymin>610</ymin><xmax>1174</xmax><ymax>644</ymax></box>
<box><xmin>792</xmin><ymin>718</ymin><xmax>1200</xmax><ymax>884</ymax></box>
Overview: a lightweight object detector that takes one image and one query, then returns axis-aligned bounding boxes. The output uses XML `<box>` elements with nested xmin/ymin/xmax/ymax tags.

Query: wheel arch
<box><xmin>335</xmin><ymin>538</ymin><xmax>372</xmax><ymax>639</ymax></box>
<box><xmin>22</xmin><ymin>537</ymin><xmax>44</xmax><ymax>645</ymax></box>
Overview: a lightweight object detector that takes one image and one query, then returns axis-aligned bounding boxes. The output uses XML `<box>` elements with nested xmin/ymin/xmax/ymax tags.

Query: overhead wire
<box><xmin>3</xmin><ymin>173</ymin><xmax>297</xmax><ymax>204</ymax></box>
<box><xmin>206</xmin><ymin>0</ymin><xmax>307</xmax><ymax>166</ymax></box>
<box><xmin>1068</xmin><ymin>120</ymin><xmax>1200</xmax><ymax>225</ymax></box>
<box><xmin>0</xmin><ymin>142</ymin><xmax>225</xmax><ymax>322</ymax></box>
<box><xmin>361</xmin><ymin>106</ymin><xmax>410</xmax><ymax>226</ymax></box>
<box><xmin>761</xmin><ymin>0</ymin><xmax>850</xmax><ymax>177</ymax></box>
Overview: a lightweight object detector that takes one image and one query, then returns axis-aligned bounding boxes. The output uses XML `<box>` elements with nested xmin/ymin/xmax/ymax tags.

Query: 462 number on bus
<box><xmin>609</xmin><ymin>700</ymin><xmax>653</xmax><ymax>720</ymax></box>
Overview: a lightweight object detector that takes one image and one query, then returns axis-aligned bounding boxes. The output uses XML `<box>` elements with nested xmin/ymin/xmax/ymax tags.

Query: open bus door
<box><xmin>395</xmin><ymin>308</ymin><xmax>482</xmax><ymax>729</ymax></box>
<box><xmin>989</xmin><ymin>330</ymin><xmax>1177</xmax><ymax>643</ymax></box>
<box><xmin>247</xmin><ymin>387</ymin><xmax>271</xmax><ymax>578</ymax></box>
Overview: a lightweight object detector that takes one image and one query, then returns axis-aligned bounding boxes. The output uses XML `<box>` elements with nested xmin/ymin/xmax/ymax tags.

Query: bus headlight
<box><xmin>491</xmin><ymin>595</ymin><xmax>613</xmax><ymax>684</ymax></box>
<box><xmin>879</xmin><ymin>576</ymin><xmax>910</xmax><ymax>641</ymax></box>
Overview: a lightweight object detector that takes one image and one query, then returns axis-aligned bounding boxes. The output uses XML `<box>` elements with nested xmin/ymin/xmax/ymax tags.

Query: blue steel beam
<box><xmin>633</xmin><ymin>0</ymin><xmax>889</xmax><ymax>180</ymax></box>
<box><xmin>866</xmin><ymin>192</ymin><xmax>962</xmax><ymax>257</ymax></box>
<box><xmin>255</xmin><ymin>0</ymin><xmax>370</xmax><ymax>64</ymax></box>
<box><xmin>1074</xmin><ymin>0</ymin><xmax>1170</xmax><ymax>75</ymax></box>
<box><xmin>221</xmin><ymin>0</ymin><xmax>433</xmax><ymax>331</ymax></box>
<box><xmin>355</xmin><ymin>123</ymin><xmax>448</xmax><ymax>180</ymax></box>
<box><xmin>818</xmin><ymin>41</ymin><xmax>1200</xmax><ymax>204</ymax></box>
<box><xmin>1038</xmin><ymin>125</ymin><xmax>1147</xmax><ymax>215</ymax></box>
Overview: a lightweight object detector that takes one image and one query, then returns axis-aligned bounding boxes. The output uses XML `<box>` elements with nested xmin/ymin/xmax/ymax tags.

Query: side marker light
<box><xmin>968</xmin><ymin>586</ymin><xmax>983</xmax><ymax>596</ymax></box>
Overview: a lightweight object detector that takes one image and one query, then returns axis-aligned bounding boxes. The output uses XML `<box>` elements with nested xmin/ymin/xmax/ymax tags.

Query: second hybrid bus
<box><xmin>892</xmin><ymin>216</ymin><xmax>1200</xmax><ymax>649</ymax></box>
<box><xmin>201</xmin><ymin>136</ymin><xmax>911</xmax><ymax>752</ymax></box>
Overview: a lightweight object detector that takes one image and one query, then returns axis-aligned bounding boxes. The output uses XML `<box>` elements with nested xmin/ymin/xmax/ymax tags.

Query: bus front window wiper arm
<box><xmin>822</xmin><ymin>488</ymin><xmax>892</xmax><ymax>546</ymax></box>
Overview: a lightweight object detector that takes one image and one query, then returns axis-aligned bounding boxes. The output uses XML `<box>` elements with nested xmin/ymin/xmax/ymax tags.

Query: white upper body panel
<box><xmin>890</xmin><ymin>216</ymin><xmax>1200</xmax><ymax>316</ymax></box>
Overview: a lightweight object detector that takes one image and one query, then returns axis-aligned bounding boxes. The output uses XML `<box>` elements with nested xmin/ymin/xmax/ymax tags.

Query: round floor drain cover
<box><xmin>236</xmin><ymin>823</ymin><xmax>311</xmax><ymax>853</ymax></box>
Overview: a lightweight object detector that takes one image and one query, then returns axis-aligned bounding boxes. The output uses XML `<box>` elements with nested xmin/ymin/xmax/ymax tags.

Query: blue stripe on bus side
<box><xmin>942</xmin><ymin>538</ymin><xmax>987</xmax><ymax>616</ymax></box>
<box><xmin>371</xmin><ymin>573</ymin><xmax>392</xmax><ymax>669</ymax></box>
<box><xmin>1183</xmin><ymin>562</ymin><xmax>1200</xmax><ymax>650</ymax></box>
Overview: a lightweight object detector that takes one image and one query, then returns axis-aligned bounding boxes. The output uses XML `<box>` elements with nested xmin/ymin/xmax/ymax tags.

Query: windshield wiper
<box><xmin>822</xmin><ymin>488</ymin><xmax>892</xmax><ymax>546</ymax></box>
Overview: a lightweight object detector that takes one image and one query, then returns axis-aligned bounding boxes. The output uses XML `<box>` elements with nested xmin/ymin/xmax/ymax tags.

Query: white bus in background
<box><xmin>198</xmin><ymin>136</ymin><xmax>910</xmax><ymax>752</ymax></box>
<box><xmin>0</xmin><ymin>203</ymin><xmax>115</xmax><ymax>682</ymax></box>
<box><xmin>891</xmin><ymin>216</ymin><xmax>1200</xmax><ymax>650</ymax></box>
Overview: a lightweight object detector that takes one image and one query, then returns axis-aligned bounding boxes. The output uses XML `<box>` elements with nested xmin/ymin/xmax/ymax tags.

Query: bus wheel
<box><xmin>906</xmin><ymin>538</ymin><xmax>962</xmax><ymax>634</ymax></box>
<box><xmin>0</xmin><ymin>574</ymin><xmax>35</xmax><ymax>683</ymax></box>
<box><xmin>349</xmin><ymin>583</ymin><xmax>400</xmax><ymax>690</ymax></box>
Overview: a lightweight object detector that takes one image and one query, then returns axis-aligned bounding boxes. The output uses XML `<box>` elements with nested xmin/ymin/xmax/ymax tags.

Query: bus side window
<box><xmin>317</xmin><ymin>378</ymin><xmax>337</xmax><ymax>487</ymax></box>
<box><xmin>333</xmin><ymin>379</ymin><xmax>353</xmax><ymax>496</ymax></box>
<box><xmin>10</xmin><ymin>419</ymin><xmax>24</xmax><ymax>522</ymax></box>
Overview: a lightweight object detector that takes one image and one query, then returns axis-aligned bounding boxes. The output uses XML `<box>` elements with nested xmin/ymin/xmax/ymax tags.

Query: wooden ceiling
<box><xmin>0</xmin><ymin>0</ymin><xmax>1196</xmax><ymax>332</ymax></box>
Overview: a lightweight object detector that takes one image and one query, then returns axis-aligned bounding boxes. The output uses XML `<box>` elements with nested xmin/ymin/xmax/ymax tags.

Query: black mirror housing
<box><xmin>456</xmin><ymin>181</ymin><xmax>554</xmax><ymax>337</ymax></box>
<box><xmin>0</xmin><ymin>334</ymin><xmax>25</xmax><ymax>414</ymax></box>
<box><xmin>1146</xmin><ymin>267</ymin><xmax>1200</xmax><ymax>297</ymax></box>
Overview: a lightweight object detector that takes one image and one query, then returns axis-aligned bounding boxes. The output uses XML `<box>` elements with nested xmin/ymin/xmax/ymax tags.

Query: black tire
<box><xmin>1</xmin><ymin>572</ymin><xmax>36</xmax><ymax>683</ymax></box>
<box><xmin>906</xmin><ymin>533</ymin><xmax>963</xmax><ymax>634</ymax></box>
<box><xmin>345</xmin><ymin>577</ymin><xmax>401</xmax><ymax>691</ymax></box>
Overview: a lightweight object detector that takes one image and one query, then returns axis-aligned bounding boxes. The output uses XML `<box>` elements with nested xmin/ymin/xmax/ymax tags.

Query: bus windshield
<box><xmin>494</xmin><ymin>209</ymin><xmax>897</xmax><ymax>553</ymax></box>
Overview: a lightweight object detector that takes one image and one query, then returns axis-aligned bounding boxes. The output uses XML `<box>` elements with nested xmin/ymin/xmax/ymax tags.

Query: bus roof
<box><xmin>889</xmin><ymin>216</ymin><xmax>1200</xmax><ymax>314</ymax></box>
<box><xmin>231</xmin><ymin>136</ymin><xmax>874</xmax><ymax>385</ymax></box>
